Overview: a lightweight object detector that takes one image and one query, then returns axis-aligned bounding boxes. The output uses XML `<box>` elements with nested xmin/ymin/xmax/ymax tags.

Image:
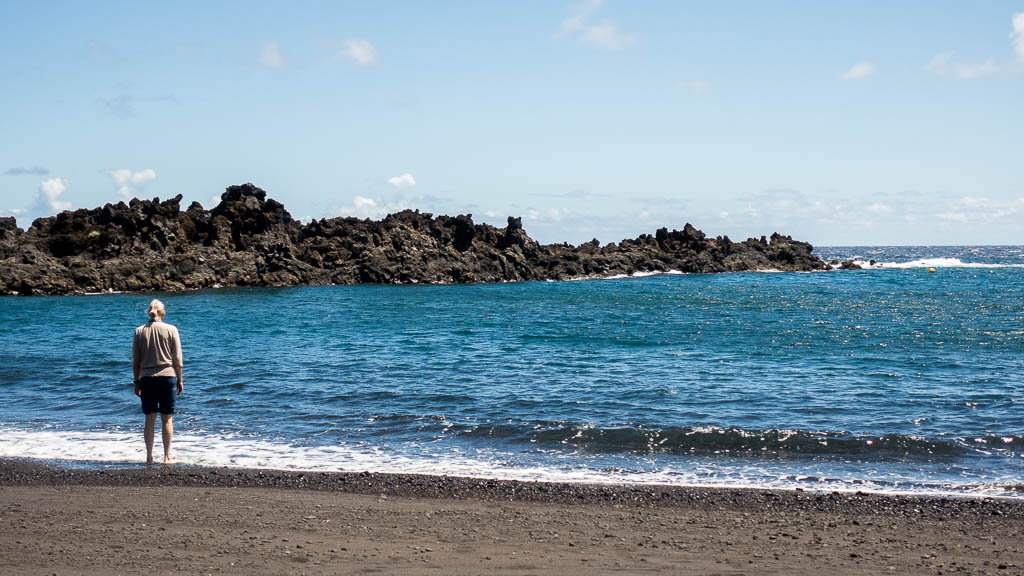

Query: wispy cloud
<box><xmin>629</xmin><ymin>195</ymin><xmax>687</xmax><ymax>207</ymax></box>
<box><xmin>739</xmin><ymin>189</ymin><xmax>831</xmax><ymax>221</ymax></box>
<box><xmin>557</xmin><ymin>0</ymin><xmax>636</xmax><ymax>51</ymax></box>
<box><xmin>842</xmin><ymin>61</ymin><xmax>876</xmax><ymax>80</ymax></box>
<box><xmin>924</xmin><ymin>51</ymin><xmax>954</xmax><ymax>75</ymax></box>
<box><xmin>1013</xmin><ymin>12</ymin><xmax>1024</xmax><ymax>62</ymax></box>
<box><xmin>339</xmin><ymin>38</ymin><xmax>378</xmax><ymax>65</ymax></box>
<box><xmin>674</xmin><ymin>78</ymin><xmax>710</xmax><ymax>93</ymax></box>
<box><xmin>387</xmin><ymin>173</ymin><xmax>416</xmax><ymax>190</ymax></box>
<box><xmin>96</xmin><ymin>93</ymin><xmax>178</xmax><ymax>117</ymax></box>
<box><xmin>108</xmin><ymin>168</ymin><xmax>157</xmax><ymax>201</ymax></box>
<box><xmin>88</xmin><ymin>40</ymin><xmax>112</xmax><ymax>60</ymax></box>
<box><xmin>955</xmin><ymin>59</ymin><xmax>998</xmax><ymax>79</ymax></box>
<box><xmin>524</xmin><ymin>208</ymin><xmax>573</xmax><ymax>223</ymax></box>
<box><xmin>258</xmin><ymin>42</ymin><xmax>286</xmax><ymax>68</ymax></box>
<box><xmin>557</xmin><ymin>0</ymin><xmax>602</xmax><ymax>38</ymax></box>
<box><xmin>530</xmin><ymin>189</ymin><xmax>608</xmax><ymax>200</ymax></box>
<box><xmin>934</xmin><ymin>196</ymin><xmax>1019</xmax><ymax>223</ymax></box>
<box><xmin>579</xmin><ymin>23</ymin><xmax>636</xmax><ymax>51</ymax></box>
<box><xmin>5</xmin><ymin>166</ymin><xmax>48</xmax><ymax>176</ymax></box>
<box><xmin>925</xmin><ymin>52</ymin><xmax>998</xmax><ymax>79</ymax></box>
<box><xmin>865</xmin><ymin>202</ymin><xmax>892</xmax><ymax>215</ymax></box>
<box><xmin>725</xmin><ymin>187</ymin><xmax>1024</xmax><ymax>244</ymax></box>
<box><xmin>925</xmin><ymin>13</ymin><xmax>1024</xmax><ymax>79</ymax></box>
<box><xmin>97</xmin><ymin>94</ymin><xmax>135</xmax><ymax>117</ymax></box>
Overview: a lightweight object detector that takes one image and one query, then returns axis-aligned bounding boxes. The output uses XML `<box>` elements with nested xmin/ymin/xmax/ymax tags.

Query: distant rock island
<box><xmin>0</xmin><ymin>183</ymin><xmax>831</xmax><ymax>295</ymax></box>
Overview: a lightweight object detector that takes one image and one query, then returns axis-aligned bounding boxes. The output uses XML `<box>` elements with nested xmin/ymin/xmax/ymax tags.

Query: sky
<box><xmin>1</xmin><ymin>1</ymin><xmax>1022</xmax><ymax>246</ymax></box>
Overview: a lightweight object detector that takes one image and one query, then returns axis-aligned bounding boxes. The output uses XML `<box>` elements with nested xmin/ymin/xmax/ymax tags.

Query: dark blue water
<box><xmin>1</xmin><ymin>246</ymin><xmax>1022</xmax><ymax>496</ymax></box>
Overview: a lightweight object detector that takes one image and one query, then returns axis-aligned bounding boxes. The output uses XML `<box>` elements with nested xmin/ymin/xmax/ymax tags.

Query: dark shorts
<box><xmin>139</xmin><ymin>376</ymin><xmax>177</xmax><ymax>415</ymax></box>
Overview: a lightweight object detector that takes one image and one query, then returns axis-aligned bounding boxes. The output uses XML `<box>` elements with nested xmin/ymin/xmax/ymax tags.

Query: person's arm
<box><xmin>173</xmin><ymin>328</ymin><xmax>184</xmax><ymax>396</ymax></box>
<box><xmin>132</xmin><ymin>331</ymin><xmax>141</xmax><ymax>397</ymax></box>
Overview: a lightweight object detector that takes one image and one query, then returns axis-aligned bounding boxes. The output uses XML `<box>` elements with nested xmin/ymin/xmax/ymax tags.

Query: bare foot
<box><xmin>163</xmin><ymin>457</ymin><xmax>174</xmax><ymax>466</ymax></box>
<box><xmin>146</xmin><ymin>458</ymin><xmax>154</xmax><ymax>467</ymax></box>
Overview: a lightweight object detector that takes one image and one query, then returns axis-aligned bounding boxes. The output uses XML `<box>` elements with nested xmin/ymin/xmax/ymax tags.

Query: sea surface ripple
<box><xmin>1</xmin><ymin>246</ymin><xmax>1022</xmax><ymax>496</ymax></box>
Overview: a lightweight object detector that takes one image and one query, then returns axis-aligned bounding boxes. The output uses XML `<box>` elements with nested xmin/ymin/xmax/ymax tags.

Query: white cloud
<box><xmin>925</xmin><ymin>51</ymin><xmax>954</xmax><ymax>75</ymax></box>
<box><xmin>736</xmin><ymin>189</ymin><xmax>913</xmax><ymax>234</ymax></box>
<box><xmin>557</xmin><ymin>0</ymin><xmax>636</xmax><ymax>51</ymax></box>
<box><xmin>934</xmin><ymin>196</ymin><xmax>1018</xmax><ymax>223</ymax></box>
<box><xmin>354</xmin><ymin>196</ymin><xmax>377</xmax><ymax>211</ymax></box>
<box><xmin>208</xmin><ymin>195</ymin><xmax>221</xmax><ymax>210</ymax></box>
<box><xmin>338</xmin><ymin>195</ymin><xmax>409</xmax><ymax>220</ymax></box>
<box><xmin>109</xmin><ymin>168</ymin><xmax>157</xmax><ymax>201</ymax></box>
<box><xmin>340</xmin><ymin>38</ymin><xmax>378</xmax><ymax>65</ymax></box>
<box><xmin>557</xmin><ymin>0</ymin><xmax>602</xmax><ymax>38</ymax></box>
<box><xmin>674</xmin><ymin>78</ymin><xmax>710</xmax><ymax>93</ymax></box>
<box><xmin>926</xmin><ymin>52</ymin><xmax>997</xmax><ymax>79</ymax></box>
<box><xmin>710</xmin><ymin>189</ymin><xmax>1023</xmax><ymax>245</ymax></box>
<box><xmin>1013</xmin><ymin>12</ymin><xmax>1024</xmax><ymax>62</ymax></box>
<box><xmin>387</xmin><ymin>173</ymin><xmax>416</xmax><ymax>189</ymax></box>
<box><xmin>923</xmin><ymin>14</ymin><xmax>1024</xmax><ymax>79</ymax></box>
<box><xmin>842</xmin><ymin>62</ymin><xmax>876</xmax><ymax>80</ymax></box>
<box><xmin>958</xmin><ymin>196</ymin><xmax>995</xmax><ymax>208</ymax></box>
<box><xmin>547</xmin><ymin>208</ymin><xmax>569</xmax><ymax>221</ymax></box>
<box><xmin>258</xmin><ymin>42</ymin><xmax>285</xmax><ymax>68</ymax></box>
<box><xmin>36</xmin><ymin>178</ymin><xmax>71</xmax><ymax>213</ymax></box>
<box><xmin>579</xmin><ymin>22</ymin><xmax>636</xmax><ymax>50</ymax></box>
<box><xmin>955</xmin><ymin>59</ymin><xmax>998</xmax><ymax>79</ymax></box>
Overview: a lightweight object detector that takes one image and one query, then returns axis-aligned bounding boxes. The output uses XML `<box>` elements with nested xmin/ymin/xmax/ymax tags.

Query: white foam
<box><xmin>0</xmin><ymin>427</ymin><xmax>645</xmax><ymax>483</ymax></box>
<box><xmin>1</xmin><ymin>426</ymin><xmax>1020</xmax><ymax>499</ymax></box>
<box><xmin>602</xmin><ymin>270</ymin><xmax>684</xmax><ymax>280</ymax></box>
<box><xmin>842</xmin><ymin>257</ymin><xmax>1022</xmax><ymax>270</ymax></box>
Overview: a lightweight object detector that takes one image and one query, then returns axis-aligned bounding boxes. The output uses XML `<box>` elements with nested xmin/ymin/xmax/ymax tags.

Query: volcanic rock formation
<box><xmin>0</xmin><ymin>183</ymin><xmax>829</xmax><ymax>295</ymax></box>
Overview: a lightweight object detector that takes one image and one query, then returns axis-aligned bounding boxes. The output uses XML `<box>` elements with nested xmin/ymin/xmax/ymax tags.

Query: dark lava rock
<box><xmin>0</xmin><ymin>183</ymin><xmax>832</xmax><ymax>295</ymax></box>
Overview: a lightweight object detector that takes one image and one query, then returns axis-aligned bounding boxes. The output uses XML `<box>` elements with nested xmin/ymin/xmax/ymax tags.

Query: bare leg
<box><xmin>144</xmin><ymin>413</ymin><xmax>157</xmax><ymax>466</ymax></box>
<box><xmin>161</xmin><ymin>414</ymin><xmax>174</xmax><ymax>465</ymax></box>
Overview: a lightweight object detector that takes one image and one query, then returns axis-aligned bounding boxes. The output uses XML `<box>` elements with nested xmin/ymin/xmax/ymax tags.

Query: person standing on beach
<box><xmin>132</xmin><ymin>299</ymin><xmax>184</xmax><ymax>465</ymax></box>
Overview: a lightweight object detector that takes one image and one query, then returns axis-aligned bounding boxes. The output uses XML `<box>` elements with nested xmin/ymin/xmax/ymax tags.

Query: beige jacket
<box><xmin>133</xmin><ymin>320</ymin><xmax>183</xmax><ymax>379</ymax></box>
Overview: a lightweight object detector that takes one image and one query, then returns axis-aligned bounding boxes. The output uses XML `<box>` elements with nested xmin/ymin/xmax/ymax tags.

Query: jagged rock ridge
<box><xmin>0</xmin><ymin>183</ymin><xmax>828</xmax><ymax>295</ymax></box>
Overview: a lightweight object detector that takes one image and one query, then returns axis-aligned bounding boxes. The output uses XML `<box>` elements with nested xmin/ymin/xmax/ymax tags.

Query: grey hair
<box><xmin>147</xmin><ymin>299</ymin><xmax>165</xmax><ymax>320</ymax></box>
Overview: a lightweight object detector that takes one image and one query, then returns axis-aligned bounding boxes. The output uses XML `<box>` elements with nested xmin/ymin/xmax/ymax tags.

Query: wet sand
<box><xmin>1</xmin><ymin>459</ymin><xmax>1022</xmax><ymax>575</ymax></box>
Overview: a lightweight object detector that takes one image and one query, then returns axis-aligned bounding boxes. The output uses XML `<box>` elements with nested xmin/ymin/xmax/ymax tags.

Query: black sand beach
<box><xmin>2</xmin><ymin>459</ymin><xmax>1022</xmax><ymax>574</ymax></box>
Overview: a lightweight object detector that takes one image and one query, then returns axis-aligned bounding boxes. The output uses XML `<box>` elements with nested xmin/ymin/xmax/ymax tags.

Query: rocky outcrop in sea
<box><xmin>0</xmin><ymin>183</ymin><xmax>830</xmax><ymax>295</ymax></box>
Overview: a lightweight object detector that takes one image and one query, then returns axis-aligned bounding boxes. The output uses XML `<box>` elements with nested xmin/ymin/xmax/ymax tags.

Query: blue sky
<box><xmin>1</xmin><ymin>1</ymin><xmax>1022</xmax><ymax>245</ymax></box>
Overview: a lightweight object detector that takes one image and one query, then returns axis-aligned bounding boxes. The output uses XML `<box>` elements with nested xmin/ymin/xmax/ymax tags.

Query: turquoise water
<box><xmin>1</xmin><ymin>246</ymin><xmax>1022</xmax><ymax>496</ymax></box>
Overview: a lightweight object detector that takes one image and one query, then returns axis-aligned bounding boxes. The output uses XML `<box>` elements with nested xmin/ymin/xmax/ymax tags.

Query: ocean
<box><xmin>1</xmin><ymin>246</ymin><xmax>1022</xmax><ymax>497</ymax></box>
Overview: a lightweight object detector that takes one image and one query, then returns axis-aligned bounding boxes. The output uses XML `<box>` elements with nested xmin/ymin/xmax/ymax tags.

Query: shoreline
<box><xmin>4</xmin><ymin>458</ymin><xmax>1022</xmax><ymax>512</ymax></box>
<box><xmin>3</xmin><ymin>456</ymin><xmax>1023</xmax><ymax>503</ymax></box>
<box><xmin>4</xmin><ymin>266</ymin><xmax>820</xmax><ymax>297</ymax></box>
<box><xmin>3</xmin><ymin>459</ymin><xmax>1023</xmax><ymax>575</ymax></box>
